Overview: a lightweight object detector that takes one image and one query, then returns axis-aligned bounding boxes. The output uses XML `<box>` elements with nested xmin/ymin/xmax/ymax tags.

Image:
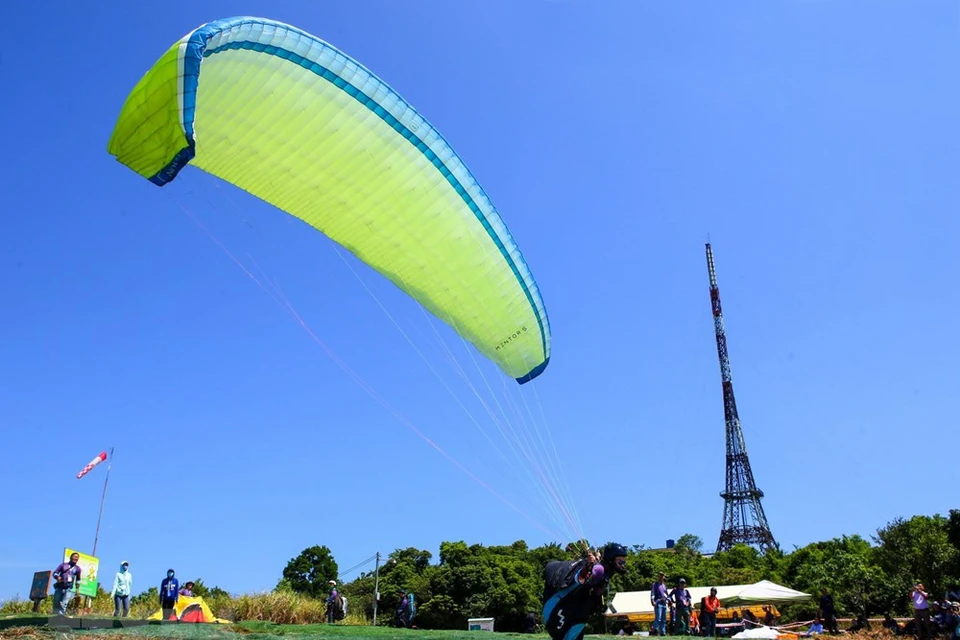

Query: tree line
<box><xmin>6</xmin><ymin>510</ymin><xmax>953</xmax><ymax>631</ymax></box>
<box><xmin>276</xmin><ymin>511</ymin><xmax>959</xmax><ymax>633</ymax></box>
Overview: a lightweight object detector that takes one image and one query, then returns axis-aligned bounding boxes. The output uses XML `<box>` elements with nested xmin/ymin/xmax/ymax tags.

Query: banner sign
<box><xmin>63</xmin><ymin>548</ymin><xmax>100</xmax><ymax>598</ymax></box>
<box><xmin>30</xmin><ymin>571</ymin><xmax>51</xmax><ymax>600</ymax></box>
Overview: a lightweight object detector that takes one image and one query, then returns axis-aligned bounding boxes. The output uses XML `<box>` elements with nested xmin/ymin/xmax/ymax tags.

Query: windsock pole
<box><xmin>92</xmin><ymin>447</ymin><xmax>114</xmax><ymax>557</ymax></box>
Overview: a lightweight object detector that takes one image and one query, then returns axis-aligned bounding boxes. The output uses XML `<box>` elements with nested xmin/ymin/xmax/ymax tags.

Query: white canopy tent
<box><xmin>607</xmin><ymin>580</ymin><xmax>811</xmax><ymax>621</ymax></box>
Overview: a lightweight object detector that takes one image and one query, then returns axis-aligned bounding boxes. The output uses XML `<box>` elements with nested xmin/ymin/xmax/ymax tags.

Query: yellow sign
<box><xmin>63</xmin><ymin>548</ymin><xmax>100</xmax><ymax>598</ymax></box>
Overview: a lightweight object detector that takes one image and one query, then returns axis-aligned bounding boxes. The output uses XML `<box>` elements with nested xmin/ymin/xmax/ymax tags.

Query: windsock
<box><xmin>77</xmin><ymin>452</ymin><xmax>107</xmax><ymax>479</ymax></box>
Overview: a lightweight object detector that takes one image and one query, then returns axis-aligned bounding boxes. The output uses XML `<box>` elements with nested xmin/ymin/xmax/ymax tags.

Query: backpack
<box><xmin>543</xmin><ymin>559</ymin><xmax>589</xmax><ymax>601</ymax></box>
<box><xmin>407</xmin><ymin>592</ymin><xmax>415</xmax><ymax>617</ymax></box>
<box><xmin>332</xmin><ymin>594</ymin><xmax>346</xmax><ymax>620</ymax></box>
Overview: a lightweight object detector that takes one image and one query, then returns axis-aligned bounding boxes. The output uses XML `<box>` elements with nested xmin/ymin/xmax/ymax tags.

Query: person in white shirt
<box><xmin>912</xmin><ymin>583</ymin><xmax>931</xmax><ymax>640</ymax></box>
<box><xmin>111</xmin><ymin>561</ymin><xmax>133</xmax><ymax>617</ymax></box>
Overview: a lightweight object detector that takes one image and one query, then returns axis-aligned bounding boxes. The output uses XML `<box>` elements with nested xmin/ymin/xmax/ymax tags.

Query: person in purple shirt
<box><xmin>52</xmin><ymin>553</ymin><xmax>82</xmax><ymax>615</ymax></box>
<box><xmin>651</xmin><ymin>572</ymin><xmax>669</xmax><ymax>636</ymax></box>
<box><xmin>669</xmin><ymin>578</ymin><xmax>692</xmax><ymax>634</ymax></box>
<box><xmin>396</xmin><ymin>588</ymin><xmax>412</xmax><ymax>628</ymax></box>
<box><xmin>326</xmin><ymin>580</ymin><xmax>341</xmax><ymax>623</ymax></box>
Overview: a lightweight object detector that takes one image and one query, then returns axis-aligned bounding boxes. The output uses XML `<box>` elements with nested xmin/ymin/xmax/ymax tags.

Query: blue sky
<box><xmin>2</xmin><ymin>0</ymin><xmax>958</xmax><ymax>602</ymax></box>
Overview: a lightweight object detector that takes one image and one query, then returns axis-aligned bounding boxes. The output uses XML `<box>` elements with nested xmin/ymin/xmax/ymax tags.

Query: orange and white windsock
<box><xmin>77</xmin><ymin>452</ymin><xmax>108</xmax><ymax>479</ymax></box>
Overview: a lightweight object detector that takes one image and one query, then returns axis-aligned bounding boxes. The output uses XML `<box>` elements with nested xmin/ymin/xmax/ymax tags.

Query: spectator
<box><xmin>818</xmin><ymin>588</ymin><xmax>839</xmax><ymax>634</ymax></box>
<box><xmin>882</xmin><ymin>612</ymin><xmax>901</xmax><ymax>634</ymax></box>
<box><xmin>525</xmin><ymin>611</ymin><xmax>537</xmax><ymax>633</ymax></box>
<box><xmin>805</xmin><ymin>618</ymin><xmax>824</xmax><ymax>637</ymax></box>
<box><xmin>110</xmin><ymin>561</ymin><xmax>132</xmax><ymax>617</ymax></box>
<box><xmin>160</xmin><ymin>569</ymin><xmax>179</xmax><ymax>619</ymax></box>
<box><xmin>651</xmin><ymin>572</ymin><xmax>669</xmax><ymax>636</ymax></box>
<box><xmin>52</xmin><ymin>553</ymin><xmax>82</xmax><ymax>615</ymax></box>
<box><xmin>912</xmin><ymin>582</ymin><xmax>931</xmax><ymax>640</ymax></box>
<box><xmin>763</xmin><ymin>606</ymin><xmax>777</xmax><ymax>626</ymax></box>
<box><xmin>326</xmin><ymin>580</ymin><xmax>340</xmax><ymax>623</ymax></box>
<box><xmin>945</xmin><ymin>603</ymin><xmax>959</xmax><ymax>635</ymax></box>
<box><xmin>396</xmin><ymin>588</ymin><xmax>412</xmax><ymax>628</ymax></box>
<box><xmin>847</xmin><ymin>613</ymin><xmax>871</xmax><ymax>633</ymax></box>
<box><xmin>670</xmin><ymin>578</ymin><xmax>692</xmax><ymax>635</ymax></box>
<box><xmin>701</xmin><ymin>587</ymin><xmax>721</xmax><ymax>637</ymax></box>
<box><xmin>179</xmin><ymin>581</ymin><xmax>195</xmax><ymax>597</ymax></box>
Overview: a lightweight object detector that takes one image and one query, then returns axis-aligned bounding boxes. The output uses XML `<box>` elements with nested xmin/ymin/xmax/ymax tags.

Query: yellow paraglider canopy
<box><xmin>107</xmin><ymin>16</ymin><xmax>551</xmax><ymax>385</ymax></box>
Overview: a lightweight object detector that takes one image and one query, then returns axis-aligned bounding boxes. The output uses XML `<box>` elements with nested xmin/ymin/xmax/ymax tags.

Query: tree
<box><xmin>784</xmin><ymin>536</ymin><xmax>892</xmax><ymax>616</ymax></box>
<box><xmin>281</xmin><ymin>545</ymin><xmax>339</xmax><ymax>599</ymax></box>
<box><xmin>874</xmin><ymin>515</ymin><xmax>958</xmax><ymax>601</ymax></box>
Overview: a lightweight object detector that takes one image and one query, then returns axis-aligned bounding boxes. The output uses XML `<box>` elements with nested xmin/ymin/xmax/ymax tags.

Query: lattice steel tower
<box><xmin>706</xmin><ymin>243</ymin><xmax>777</xmax><ymax>553</ymax></box>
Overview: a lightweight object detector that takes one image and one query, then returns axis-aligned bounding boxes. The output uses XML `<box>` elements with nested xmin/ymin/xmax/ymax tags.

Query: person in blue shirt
<box><xmin>805</xmin><ymin>618</ymin><xmax>825</xmax><ymax>636</ymax></box>
<box><xmin>160</xmin><ymin>569</ymin><xmax>179</xmax><ymax>619</ymax></box>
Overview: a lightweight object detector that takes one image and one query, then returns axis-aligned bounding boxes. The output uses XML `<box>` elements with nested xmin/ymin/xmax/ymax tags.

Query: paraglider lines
<box><xmin>168</xmin><ymin>192</ymin><xmax>564</xmax><ymax>543</ymax></box>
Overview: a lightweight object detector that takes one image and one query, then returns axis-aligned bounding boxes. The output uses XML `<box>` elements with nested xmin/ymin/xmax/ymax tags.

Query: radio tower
<box><xmin>706</xmin><ymin>243</ymin><xmax>777</xmax><ymax>553</ymax></box>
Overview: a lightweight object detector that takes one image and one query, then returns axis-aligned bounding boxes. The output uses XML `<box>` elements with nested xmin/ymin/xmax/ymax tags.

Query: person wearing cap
<box><xmin>701</xmin><ymin>587</ymin><xmax>721</xmax><ymax>637</ymax></box>
<box><xmin>326</xmin><ymin>580</ymin><xmax>340</xmax><ymax>623</ymax></box>
<box><xmin>111</xmin><ymin>561</ymin><xmax>133</xmax><ymax>617</ymax></box>
<box><xmin>670</xmin><ymin>578</ymin><xmax>692</xmax><ymax>635</ymax></box>
<box><xmin>396</xmin><ymin>588</ymin><xmax>413</xmax><ymax>628</ymax></box>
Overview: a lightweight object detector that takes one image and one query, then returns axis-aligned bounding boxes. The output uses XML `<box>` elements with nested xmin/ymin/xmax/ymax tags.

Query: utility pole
<box><xmin>372</xmin><ymin>552</ymin><xmax>381</xmax><ymax>626</ymax></box>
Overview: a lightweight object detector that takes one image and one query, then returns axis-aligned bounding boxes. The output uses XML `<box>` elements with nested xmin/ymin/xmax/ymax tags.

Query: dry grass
<box><xmin>231</xmin><ymin>591</ymin><xmax>367</xmax><ymax>625</ymax></box>
<box><xmin>0</xmin><ymin>589</ymin><xmax>349</xmax><ymax>626</ymax></box>
<box><xmin>0</xmin><ymin>628</ymin><xmax>48</xmax><ymax>639</ymax></box>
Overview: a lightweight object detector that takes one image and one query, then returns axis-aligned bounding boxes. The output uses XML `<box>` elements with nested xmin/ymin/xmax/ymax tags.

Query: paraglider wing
<box><xmin>107</xmin><ymin>17</ymin><xmax>551</xmax><ymax>383</ymax></box>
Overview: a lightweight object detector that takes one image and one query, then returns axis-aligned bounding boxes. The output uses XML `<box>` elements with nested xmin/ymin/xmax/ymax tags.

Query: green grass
<box><xmin>0</xmin><ymin>621</ymin><xmax>570</xmax><ymax>639</ymax></box>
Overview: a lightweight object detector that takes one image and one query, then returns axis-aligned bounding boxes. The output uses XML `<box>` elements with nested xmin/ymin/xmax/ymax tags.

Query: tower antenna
<box><xmin>705</xmin><ymin>243</ymin><xmax>777</xmax><ymax>553</ymax></box>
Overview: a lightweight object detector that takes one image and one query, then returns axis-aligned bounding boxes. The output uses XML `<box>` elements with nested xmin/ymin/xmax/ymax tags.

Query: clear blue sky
<box><xmin>2</xmin><ymin>0</ymin><xmax>958</xmax><ymax>602</ymax></box>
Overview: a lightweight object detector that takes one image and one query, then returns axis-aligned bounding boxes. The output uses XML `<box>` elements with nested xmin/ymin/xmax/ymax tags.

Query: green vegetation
<box><xmin>0</xmin><ymin>622</ymin><xmax>548</xmax><ymax>639</ymax></box>
<box><xmin>2</xmin><ymin>510</ymin><xmax>958</xmax><ymax>636</ymax></box>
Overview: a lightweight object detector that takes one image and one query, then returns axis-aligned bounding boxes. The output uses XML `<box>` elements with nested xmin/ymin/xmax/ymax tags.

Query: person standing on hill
<box><xmin>396</xmin><ymin>589</ymin><xmax>414</xmax><ymax>628</ymax></box>
<box><xmin>111</xmin><ymin>561</ymin><xmax>133</xmax><ymax>617</ymax></box>
<box><xmin>160</xmin><ymin>569</ymin><xmax>179</xmax><ymax>619</ymax></box>
<box><xmin>670</xmin><ymin>578</ymin><xmax>692</xmax><ymax>635</ymax></box>
<box><xmin>52</xmin><ymin>553</ymin><xmax>82</xmax><ymax>615</ymax></box>
<box><xmin>701</xmin><ymin>588</ymin><xmax>721</xmax><ymax>637</ymax></box>
<box><xmin>542</xmin><ymin>543</ymin><xmax>628</xmax><ymax>640</ymax></box>
<box><xmin>651</xmin><ymin>572</ymin><xmax>669</xmax><ymax>636</ymax></box>
<box><xmin>818</xmin><ymin>588</ymin><xmax>838</xmax><ymax>634</ymax></box>
<box><xmin>327</xmin><ymin>580</ymin><xmax>343</xmax><ymax>624</ymax></box>
<box><xmin>911</xmin><ymin>583</ymin><xmax>931</xmax><ymax>640</ymax></box>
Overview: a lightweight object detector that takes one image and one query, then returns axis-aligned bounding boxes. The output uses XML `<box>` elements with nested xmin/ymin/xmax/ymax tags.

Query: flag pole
<box><xmin>92</xmin><ymin>446</ymin><xmax>114</xmax><ymax>557</ymax></box>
